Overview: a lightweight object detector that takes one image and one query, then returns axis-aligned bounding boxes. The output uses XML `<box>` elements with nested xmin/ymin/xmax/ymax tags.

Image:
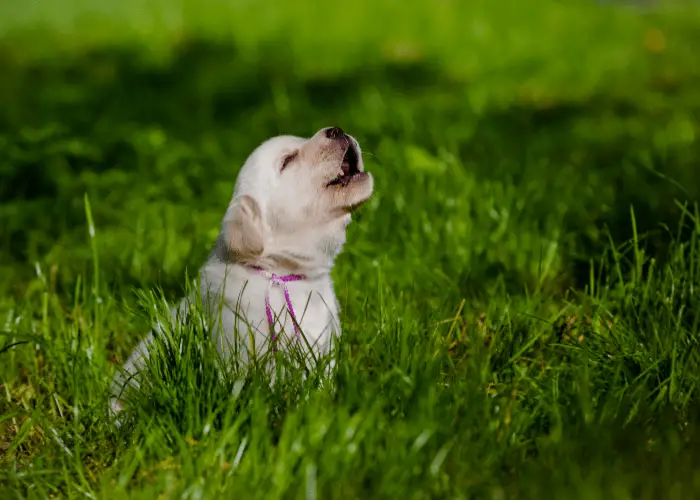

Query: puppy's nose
<box><xmin>325</xmin><ymin>126</ymin><xmax>345</xmax><ymax>139</ymax></box>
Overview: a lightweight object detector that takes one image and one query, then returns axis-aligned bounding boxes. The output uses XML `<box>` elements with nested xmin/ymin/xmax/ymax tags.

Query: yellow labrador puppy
<box><xmin>110</xmin><ymin>127</ymin><xmax>374</xmax><ymax>416</ymax></box>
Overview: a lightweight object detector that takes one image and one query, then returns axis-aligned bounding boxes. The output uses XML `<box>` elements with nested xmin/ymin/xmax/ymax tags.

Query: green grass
<box><xmin>3</xmin><ymin>0</ymin><xmax>700</xmax><ymax>497</ymax></box>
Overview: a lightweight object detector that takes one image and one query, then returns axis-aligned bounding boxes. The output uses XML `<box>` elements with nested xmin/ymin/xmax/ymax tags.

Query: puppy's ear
<box><xmin>223</xmin><ymin>195</ymin><xmax>264</xmax><ymax>262</ymax></box>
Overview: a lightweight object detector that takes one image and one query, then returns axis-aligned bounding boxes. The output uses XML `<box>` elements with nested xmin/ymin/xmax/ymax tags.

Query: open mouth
<box><xmin>327</xmin><ymin>143</ymin><xmax>363</xmax><ymax>187</ymax></box>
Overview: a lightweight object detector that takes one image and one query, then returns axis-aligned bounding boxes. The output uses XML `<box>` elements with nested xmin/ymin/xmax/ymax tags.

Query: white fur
<box><xmin>109</xmin><ymin>127</ymin><xmax>374</xmax><ymax>417</ymax></box>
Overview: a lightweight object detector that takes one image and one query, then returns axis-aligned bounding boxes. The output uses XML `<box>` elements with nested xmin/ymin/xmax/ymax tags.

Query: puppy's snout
<box><xmin>325</xmin><ymin>127</ymin><xmax>345</xmax><ymax>140</ymax></box>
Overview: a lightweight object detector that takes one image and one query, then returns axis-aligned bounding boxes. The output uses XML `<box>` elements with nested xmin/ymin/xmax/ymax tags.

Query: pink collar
<box><xmin>249</xmin><ymin>266</ymin><xmax>305</xmax><ymax>346</ymax></box>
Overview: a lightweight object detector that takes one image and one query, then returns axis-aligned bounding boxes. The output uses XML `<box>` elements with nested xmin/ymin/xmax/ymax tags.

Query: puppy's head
<box><xmin>219</xmin><ymin>127</ymin><xmax>374</xmax><ymax>272</ymax></box>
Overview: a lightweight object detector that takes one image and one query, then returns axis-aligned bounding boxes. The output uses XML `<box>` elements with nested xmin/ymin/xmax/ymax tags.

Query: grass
<box><xmin>2</xmin><ymin>0</ymin><xmax>700</xmax><ymax>497</ymax></box>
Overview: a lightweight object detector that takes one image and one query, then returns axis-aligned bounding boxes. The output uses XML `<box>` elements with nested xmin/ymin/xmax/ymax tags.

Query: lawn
<box><xmin>2</xmin><ymin>0</ymin><xmax>700</xmax><ymax>498</ymax></box>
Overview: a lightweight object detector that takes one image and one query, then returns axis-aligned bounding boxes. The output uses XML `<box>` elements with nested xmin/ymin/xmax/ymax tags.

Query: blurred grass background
<box><xmin>2</xmin><ymin>0</ymin><xmax>700</xmax><ymax>498</ymax></box>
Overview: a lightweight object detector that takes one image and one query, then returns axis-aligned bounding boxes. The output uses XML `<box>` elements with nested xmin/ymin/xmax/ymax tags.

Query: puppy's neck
<box><xmin>212</xmin><ymin>218</ymin><xmax>349</xmax><ymax>280</ymax></box>
<box><xmin>264</xmin><ymin>222</ymin><xmax>347</xmax><ymax>278</ymax></box>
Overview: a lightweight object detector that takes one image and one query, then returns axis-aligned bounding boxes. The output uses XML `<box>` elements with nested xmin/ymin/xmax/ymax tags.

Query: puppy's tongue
<box><xmin>341</xmin><ymin>160</ymin><xmax>351</xmax><ymax>176</ymax></box>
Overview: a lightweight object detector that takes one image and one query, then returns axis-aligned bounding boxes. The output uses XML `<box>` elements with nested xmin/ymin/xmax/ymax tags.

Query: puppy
<box><xmin>110</xmin><ymin>126</ymin><xmax>374</xmax><ymax>415</ymax></box>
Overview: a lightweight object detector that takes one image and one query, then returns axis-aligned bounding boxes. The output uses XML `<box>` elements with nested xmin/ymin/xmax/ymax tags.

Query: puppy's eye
<box><xmin>281</xmin><ymin>152</ymin><xmax>297</xmax><ymax>171</ymax></box>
